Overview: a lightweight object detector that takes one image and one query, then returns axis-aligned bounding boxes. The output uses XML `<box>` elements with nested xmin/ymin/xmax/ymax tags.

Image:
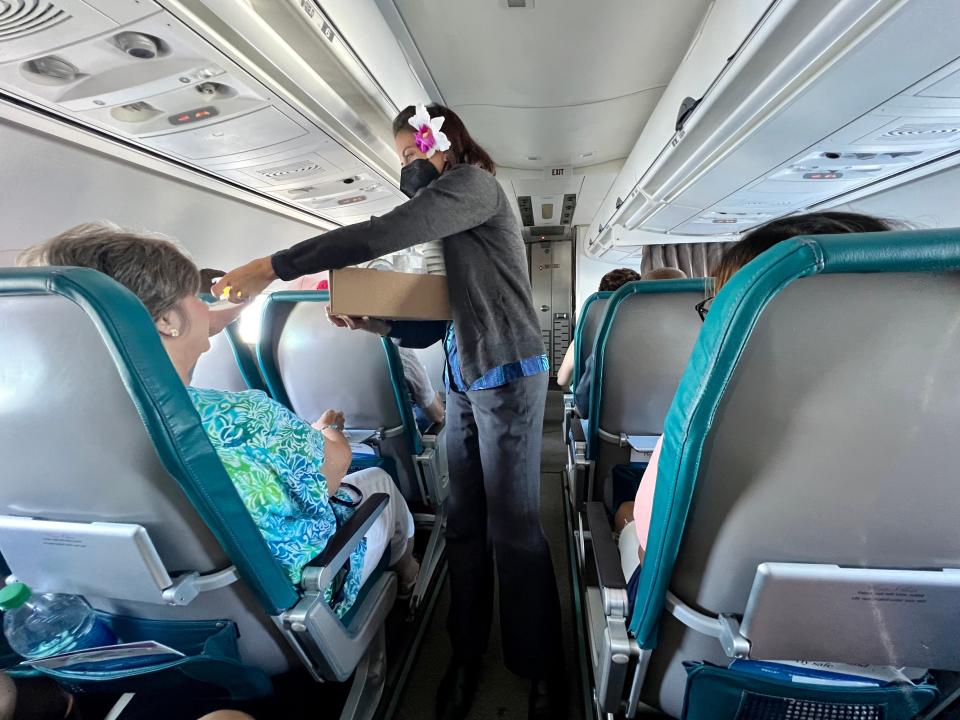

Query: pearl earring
<box><xmin>170</xmin><ymin>329</ymin><xmax>180</xmax><ymax>337</ymax></box>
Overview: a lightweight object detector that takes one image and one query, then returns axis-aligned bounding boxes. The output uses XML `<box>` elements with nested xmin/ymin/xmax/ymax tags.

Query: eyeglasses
<box><xmin>695</xmin><ymin>296</ymin><xmax>714</xmax><ymax>322</ymax></box>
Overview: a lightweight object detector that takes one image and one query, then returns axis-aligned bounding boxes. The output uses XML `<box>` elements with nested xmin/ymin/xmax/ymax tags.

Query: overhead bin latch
<box><xmin>676</xmin><ymin>96</ymin><xmax>702</xmax><ymax>132</ymax></box>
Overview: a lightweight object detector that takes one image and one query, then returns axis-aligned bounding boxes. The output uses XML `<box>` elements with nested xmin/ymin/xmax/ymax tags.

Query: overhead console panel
<box><xmin>589</xmin><ymin>0</ymin><xmax>960</xmax><ymax>256</ymax></box>
<box><xmin>0</xmin><ymin>0</ymin><xmax>412</xmax><ymax>225</ymax></box>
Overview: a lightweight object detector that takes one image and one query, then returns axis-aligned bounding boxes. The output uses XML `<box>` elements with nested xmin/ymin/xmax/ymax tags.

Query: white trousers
<box><xmin>618</xmin><ymin>520</ymin><xmax>642</xmax><ymax>580</ymax></box>
<box><xmin>345</xmin><ymin>467</ymin><xmax>415</xmax><ymax>587</ymax></box>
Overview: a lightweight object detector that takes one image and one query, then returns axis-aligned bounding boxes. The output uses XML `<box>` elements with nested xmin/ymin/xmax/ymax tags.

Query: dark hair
<box><xmin>713</xmin><ymin>211</ymin><xmax>894</xmax><ymax>291</ymax></box>
<box><xmin>199</xmin><ymin>268</ymin><xmax>226</xmax><ymax>295</ymax></box>
<box><xmin>393</xmin><ymin>104</ymin><xmax>496</xmax><ymax>175</ymax></box>
<box><xmin>599</xmin><ymin>267</ymin><xmax>641</xmax><ymax>292</ymax></box>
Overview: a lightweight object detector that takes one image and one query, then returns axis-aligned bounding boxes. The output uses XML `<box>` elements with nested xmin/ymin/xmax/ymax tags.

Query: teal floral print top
<box><xmin>187</xmin><ymin>387</ymin><xmax>366</xmax><ymax>617</ymax></box>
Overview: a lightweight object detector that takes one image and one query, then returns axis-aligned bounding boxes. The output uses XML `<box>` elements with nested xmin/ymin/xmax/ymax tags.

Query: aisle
<box><xmin>394</xmin><ymin>390</ymin><xmax>582</xmax><ymax>719</ymax></box>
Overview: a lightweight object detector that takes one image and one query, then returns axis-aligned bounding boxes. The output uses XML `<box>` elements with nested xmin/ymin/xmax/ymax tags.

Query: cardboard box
<box><xmin>329</xmin><ymin>267</ymin><xmax>451</xmax><ymax>321</ymax></box>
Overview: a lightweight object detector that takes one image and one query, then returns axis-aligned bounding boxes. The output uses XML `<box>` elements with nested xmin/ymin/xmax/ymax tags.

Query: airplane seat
<box><xmin>0</xmin><ymin>268</ymin><xmax>396</xmax><ymax>718</ymax></box>
<box><xmin>191</xmin><ymin>325</ymin><xmax>253</xmax><ymax>393</ymax></box>
<box><xmin>562</xmin><ymin>291</ymin><xmax>611</xmax><ymax>441</ymax></box>
<box><xmin>258</xmin><ymin>292</ymin><xmax>448</xmax><ymax>610</ymax></box>
<box><xmin>191</xmin><ymin>295</ymin><xmax>268</xmax><ymax>394</ymax></box>
<box><xmin>414</xmin><ymin>339</ymin><xmax>447</xmax><ymax>403</ymax></box>
<box><xmin>571</xmin><ymin>291</ymin><xmax>613</xmax><ymax>392</ymax></box>
<box><xmin>569</xmin><ymin>280</ymin><xmax>706</xmax><ymax>512</ymax></box>
<box><xmin>585</xmin><ymin>231</ymin><xmax>960</xmax><ymax>719</ymax></box>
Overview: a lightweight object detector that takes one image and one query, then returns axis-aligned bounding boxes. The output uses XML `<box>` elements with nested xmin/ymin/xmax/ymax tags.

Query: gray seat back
<box><xmin>0</xmin><ymin>268</ymin><xmax>299</xmax><ymax>678</ymax></box>
<box><xmin>259</xmin><ymin>293</ymin><xmax>421</xmax><ymax>500</ymax></box>
<box><xmin>414</xmin><ymin>341</ymin><xmax>447</xmax><ymax>400</ymax></box>
<box><xmin>587</xmin><ymin>280</ymin><xmax>707</xmax><ymax>506</ymax></box>
<box><xmin>191</xmin><ymin>327</ymin><xmax>250</xmax><ymax>393</ymax></box>
<box><xmin>571</xmin><ymin>292</ymin><xmax>611</xmax><ymax>390</ymax></box>
<box><xmin>631</xmin><ymin>232</ymin><xmax>960</xmax><ymax>716</ymax></box>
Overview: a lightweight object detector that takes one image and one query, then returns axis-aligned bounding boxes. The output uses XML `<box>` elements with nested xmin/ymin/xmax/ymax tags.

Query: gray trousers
<box><xmin>444</xmin><ymin>372</ymin><xmax>563</xmax><ymax>677</ymax></box>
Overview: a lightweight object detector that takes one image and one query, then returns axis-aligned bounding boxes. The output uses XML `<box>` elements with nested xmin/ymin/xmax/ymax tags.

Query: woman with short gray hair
<box><xmin>23</xmin><ymin>223</ymin><xmax>419</xmax><ymax>616</ymax></box>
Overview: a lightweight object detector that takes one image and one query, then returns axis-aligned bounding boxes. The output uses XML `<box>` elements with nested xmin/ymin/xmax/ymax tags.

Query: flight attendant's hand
<box><xmin>325</xmin><ymin>307</ymin><xmax>392</xmax><ymax>336</ymax></box>
<box><xmin>211</xmin><ymin>257</ymin><xmax>277</xmax><ymax>304</ymax></box>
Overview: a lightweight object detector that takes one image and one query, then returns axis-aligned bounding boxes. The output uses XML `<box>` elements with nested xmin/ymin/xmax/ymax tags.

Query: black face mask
<box><xmin>400</xmin><ymin>158</ymin><xmax>440</xmax><ymax>198</ymax></box>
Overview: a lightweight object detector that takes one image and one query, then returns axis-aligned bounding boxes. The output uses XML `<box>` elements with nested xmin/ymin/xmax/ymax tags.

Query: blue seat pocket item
<box><xmin>680</xmin><ymin>662</ymin><xmax>938</xmax><ymax>720</ymax></box>
<box><xmin>2</xmin><ymin>613</ymin><xmax>271</xmax><ymax>699</ymax></box>
<box><xmin>349</xmin><ymin>454</ymin><xmax>400</xmax><ymax>487</ymax></box>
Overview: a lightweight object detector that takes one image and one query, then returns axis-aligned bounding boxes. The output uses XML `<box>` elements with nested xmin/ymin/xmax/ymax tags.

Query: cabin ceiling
<box><xmin>387</xmin><ymin>0</ymin><xmax>712</xmax><ymax>170</ymax></box>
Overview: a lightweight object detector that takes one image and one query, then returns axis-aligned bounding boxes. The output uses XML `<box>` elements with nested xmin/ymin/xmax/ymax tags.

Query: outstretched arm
<box><xmin>213</xmin><ymin>165</ymin><xmax>499</xmax><ymax>300</ymax></box>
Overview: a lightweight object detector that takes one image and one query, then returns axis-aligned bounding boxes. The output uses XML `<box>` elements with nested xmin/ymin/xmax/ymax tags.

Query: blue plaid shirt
<box><xmin>445</xmin><ymin>324</ymin><xmax>549</xmax><ymax>392</ymax></box>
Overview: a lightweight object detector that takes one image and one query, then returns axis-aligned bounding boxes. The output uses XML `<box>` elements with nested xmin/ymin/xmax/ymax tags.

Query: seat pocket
<box><xmin>2</xmin><ymin>612</ymin><xmax>272</xmax><ymax>699</ymax></box>
<box><xmin>681</xmin><ymin>661</ymin><xmax>938</xmax><ymax>720</ymax></box>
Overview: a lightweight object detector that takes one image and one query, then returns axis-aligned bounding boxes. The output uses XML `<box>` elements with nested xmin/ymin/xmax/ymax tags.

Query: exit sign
<box><xmin>544</xmin><ymin>166</ymin><xmax>572</xmax><ymax>178</ymax></box>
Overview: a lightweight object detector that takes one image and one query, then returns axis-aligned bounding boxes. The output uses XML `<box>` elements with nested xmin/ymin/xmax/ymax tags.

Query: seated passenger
<box><xmin>557</xmin><ymin>267</ymin><xmax>641</xmax><ymax>389</ymax></box>
<box><xmin>615</xmin><ymin>211</ymin><xmax>894</xmax><ymax>597</ymax></box>
<box><xmin>199</xmin><ymin>268</ymin><xmax>226</xmax><ymax>294</ymax></box>
<box><xmin>23</xmin><ymin>223</ymin><xmax>419</xmax><ymax>615</ymax></box>
<box><xmin>399</xmin><ymin>347</ymin><xmax>445</xmax><ymax>432</ymax></box>
<box><xmin>565</xmin><ymin>267</ymin><xmax>686</xmax><ymax>420</ymax></box>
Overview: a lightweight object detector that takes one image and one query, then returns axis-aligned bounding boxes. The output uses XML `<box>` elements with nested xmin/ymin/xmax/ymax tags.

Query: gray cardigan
<box><xmin>271</xmin><ymin>164</ymin><xmax>545</xmax><ymax>385</ymax></box>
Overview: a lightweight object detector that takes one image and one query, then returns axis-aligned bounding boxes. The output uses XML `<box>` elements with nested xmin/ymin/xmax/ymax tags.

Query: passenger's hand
<box><xmin>207</xmin><ymin>302</ymin><xmax>246</xmax><ymax>337</ymax></box>
<box><xmin>314</xmin><ymin>409</ymin><xmax>345</xmax><ymax>432</ymax></box>
<box><xmin>211</xmin><ymin>257</ymin><xmax>277</xmax><ymax>304</ymax></box>
<box><xmin>325</xmin><ymin>307</ymin><xmax>391</xmax><ymax>336</ymax></box>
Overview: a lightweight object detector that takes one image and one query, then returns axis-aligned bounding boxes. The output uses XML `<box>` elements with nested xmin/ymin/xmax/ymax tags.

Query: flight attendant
<box><xmin>214</xmin><ymin>104</ymin><xmax>564</xmax><ymax>720</ymax></box>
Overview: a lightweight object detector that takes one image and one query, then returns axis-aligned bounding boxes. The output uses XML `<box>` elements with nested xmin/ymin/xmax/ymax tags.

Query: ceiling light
<box><xmin>579</xmin><ymin>151</ymin><xmax>595</xmax><ymax>159</ymax></box>
<box><xmin>110</xmin><ymin>102</ymin><xmax>163</xmax><ymax>123</ymax></box>
<box><xmin>526</xmin><ymin>155</ymin><xmax>541</xmax><ymax>161</ymax></box>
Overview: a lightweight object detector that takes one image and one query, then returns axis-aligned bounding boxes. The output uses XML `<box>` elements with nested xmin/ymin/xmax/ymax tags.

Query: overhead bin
<box><xmin>588</xmin><ymin>0</ymin><xmax>960</xmax><ymax>256</ymax></box>
<box><xmin>0</xmin><ymin>0</ymin><xmax>420</xmax><ymax>226</ymax></box>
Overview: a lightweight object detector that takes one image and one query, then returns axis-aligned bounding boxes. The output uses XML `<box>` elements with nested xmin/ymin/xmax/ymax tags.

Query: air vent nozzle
<box><xmin>114</xmin><ymin>31</ymin><xmax>162</xmax><ymax>60</ymax></box>
<box><xmin>195</xmin><ymin>81</ymin><xmax>236</xmax><ymax>99</ymax></box>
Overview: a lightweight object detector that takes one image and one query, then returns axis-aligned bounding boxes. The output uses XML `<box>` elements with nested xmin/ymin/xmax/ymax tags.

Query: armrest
<box><xmin>569</xmin><ymin>416</ymin><xmax>587</xmax><ymax>445</ymax></box>
<box><xmin>585</xmin><ymin>502</ymin><xmax>626</xmax><ymax>591</ymax></box>
<box><xmin>421</xmin><ymin>420</ymin><xmax>443</xmax><ymax>438</ymax></box>
<box><xmin>301</xmin><ymin>493</ymin><xmax>389</xmax><ymax>594</ymax></box>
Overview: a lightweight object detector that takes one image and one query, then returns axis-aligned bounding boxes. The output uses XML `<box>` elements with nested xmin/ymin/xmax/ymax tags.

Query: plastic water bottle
<box><xmin>0</xmin><ymin>582</ymin><xmax>117</xmax><ymax>659</ymax></box>
<box><xmin>394</xmin><ymin>248</ymin><xmax>427</xmax><ymax>274</ymax></box>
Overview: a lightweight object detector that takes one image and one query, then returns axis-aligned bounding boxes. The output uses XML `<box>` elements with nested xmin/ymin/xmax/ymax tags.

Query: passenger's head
<box><xmin>392</xmin><ymin>103</ymin><xmax>495</xmax><ymax>176</ymax></box>
<box><xmin>24</xmin><ymin>222</ymin><xmax>208</xmax><ymax>380</ymax></box>
<box><xmin>713</xmin><ymin>211</ymin><xmax>894</xmax><ymax>292</ymax></box>
<box><xmin>643</xmin><ymin>267</ymin><xmax>687</xmax><ymax>280</ymax></box>
<box><xmin>598</xmin><ymin>267</ymin><xmax>640</xmax><ymax>292</ymax></box>
<box><xmin>199</xmin><ymin>268</ymin><xmax>226</xmax><ymax>295</ymax></box>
